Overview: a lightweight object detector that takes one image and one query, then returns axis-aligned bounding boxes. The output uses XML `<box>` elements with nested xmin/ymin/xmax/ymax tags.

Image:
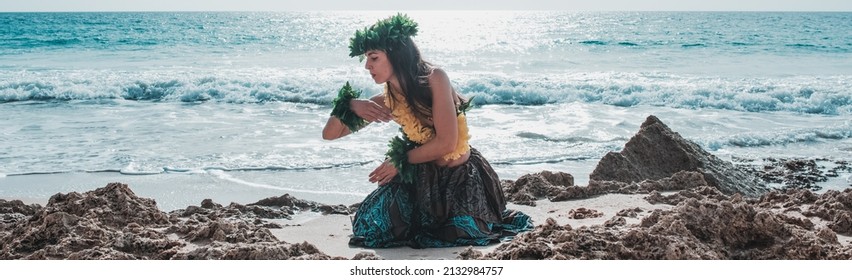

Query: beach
<box><xmin>1</xmin><ymin>11</ymin><xmax>851</xmax><ymax>261</ymax></box>
<box><xmin>2</xmin><ymin>115</ymin><xmax>850</xmax><ymax>260</ymax></box>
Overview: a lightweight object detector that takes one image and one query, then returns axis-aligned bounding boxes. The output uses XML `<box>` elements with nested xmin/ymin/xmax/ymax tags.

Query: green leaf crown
<box><xmin>348</xmin><ymin>13</ymin><xmax>419</xmax><ymax>61</ymax></box>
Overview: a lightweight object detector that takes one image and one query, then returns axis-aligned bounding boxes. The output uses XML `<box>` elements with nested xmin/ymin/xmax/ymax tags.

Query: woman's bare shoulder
<box><xmin>427</xmin><ymin>68</ymin><xmax>452</xmax><ymax>91</ymax></box>
<box><xmin>428</xmin><ymin>67</ymin><xmax>449</xmax><ymax>80</ymax></box>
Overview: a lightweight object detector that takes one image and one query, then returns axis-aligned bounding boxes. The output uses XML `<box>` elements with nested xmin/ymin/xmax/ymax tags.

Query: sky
<box><xmin>1</xmin><ymin>0</ymin><xmax>851</xmax><ymax>12</ymax></box>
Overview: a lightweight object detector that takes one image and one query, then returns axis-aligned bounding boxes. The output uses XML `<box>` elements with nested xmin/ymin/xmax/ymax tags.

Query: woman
<box><xmin>323</xmin><ymin>14</ymin><xmax>531</xmax><ymax>248</ymax></box>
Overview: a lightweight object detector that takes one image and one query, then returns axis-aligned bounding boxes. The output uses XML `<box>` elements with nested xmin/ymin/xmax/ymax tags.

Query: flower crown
<box><xmin>348</xmin><ymin>13</ymin><xmax>418</xmax><ymax>61</ymax></box>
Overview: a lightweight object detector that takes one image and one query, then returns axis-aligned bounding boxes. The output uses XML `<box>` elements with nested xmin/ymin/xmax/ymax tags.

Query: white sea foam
<box><xmin>119</xmin><ymin>163</ymin><xmax>163</xmax><ymax>175</ymax></box>
<box><xmin>702</xmin><ymin>124</ymin><xmax>852</xmax><ymax>151</ymax></box>
<box><xmin>207</xmin><ymin>169</ymin><xmax>365</xmax><ymax>196</ymax></box>
<box><xmin>3</xmin><ymin>70</ymin><xmax>850</xmax><ymax>115</ymax></box>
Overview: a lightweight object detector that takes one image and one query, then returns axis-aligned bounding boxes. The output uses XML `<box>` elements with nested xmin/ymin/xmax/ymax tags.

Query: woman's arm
<box><xmin>322</xmin><ymin>94</ymin><xmax>392</xmax><ymax>140</ymax></box>
<box><xmin>407</xmin><ymin>69</ymin><xmax>459</xmax><ymax>163</ymax></box>
<box><xmin>322</xmin><ymin>116</ymin><xmax>351</xmax><ymax>140</ymax></box>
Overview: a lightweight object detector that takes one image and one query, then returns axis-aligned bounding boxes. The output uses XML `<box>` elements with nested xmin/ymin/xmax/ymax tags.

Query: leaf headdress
<box><xmin>348</xmin><ymin>13</ymin><xmax>419</xmax><ymax>61</ymax></box>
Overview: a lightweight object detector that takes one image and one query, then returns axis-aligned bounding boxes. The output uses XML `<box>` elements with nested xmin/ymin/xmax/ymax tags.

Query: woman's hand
<box><xmin>351</xmin><ymin>99</ymin><xmax>393</xmax><ymax>123</ymax></box>
<box><xmin>369</xmin><ymin>159</ymin><xmax>398</xmax><ymax>185</ymax></box>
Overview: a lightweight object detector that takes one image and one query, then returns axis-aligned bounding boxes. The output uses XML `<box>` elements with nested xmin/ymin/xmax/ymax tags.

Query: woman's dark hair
<box><xmin>385</xmin><ymin>37</ymin><xmax>436</xmax><ymax>122</ymax></box>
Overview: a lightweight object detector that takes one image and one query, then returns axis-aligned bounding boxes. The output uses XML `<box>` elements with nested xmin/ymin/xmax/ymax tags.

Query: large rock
<box><xmin>590</xmin><ymin>115</ymin><xmax>768</xmax><ymax>197</ymax></box>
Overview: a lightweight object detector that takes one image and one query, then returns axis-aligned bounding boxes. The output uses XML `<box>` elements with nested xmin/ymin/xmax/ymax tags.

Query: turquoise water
<box><xmin>1</xmin><ymin>12</ymin><xmax>850</xmax><ymax>209</ymax></box>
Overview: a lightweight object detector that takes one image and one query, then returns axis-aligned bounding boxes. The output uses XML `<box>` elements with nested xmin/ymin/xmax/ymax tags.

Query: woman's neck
<box><xmin>388</xmin><ymin>80</ymin><xmax>403</xmax><ymax>94</ymax></box>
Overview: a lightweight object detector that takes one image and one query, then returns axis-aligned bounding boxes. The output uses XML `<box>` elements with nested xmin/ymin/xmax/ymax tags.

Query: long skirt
<box><xmin>349</xmin><ymin>148</ymin><xmax>533</xmax><ymax>248</ymax></box>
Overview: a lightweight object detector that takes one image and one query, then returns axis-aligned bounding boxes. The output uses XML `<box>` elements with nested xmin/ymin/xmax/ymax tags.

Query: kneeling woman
<box><xmin>322</xmin><ymin>14</ymin><xmax>532</xmax><ymax>248</ymax></box>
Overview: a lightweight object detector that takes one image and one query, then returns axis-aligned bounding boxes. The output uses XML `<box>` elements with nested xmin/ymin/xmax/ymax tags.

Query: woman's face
<box><xmin>364</xmin><ymin>50</ymin><xmax>395</xmax><ymax>84</ymax></box>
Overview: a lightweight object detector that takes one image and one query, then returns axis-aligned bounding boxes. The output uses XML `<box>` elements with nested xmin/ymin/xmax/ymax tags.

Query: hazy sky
<box><xmin>1</xmin><ymin>0</ymin><xmax>851</xmax><ymax>12</ymax></box>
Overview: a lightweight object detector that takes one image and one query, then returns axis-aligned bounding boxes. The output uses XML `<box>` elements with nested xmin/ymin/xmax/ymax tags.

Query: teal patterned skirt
<box><xmin>349</xmin><ymin>148</ymin><xmax>533</xmax><ymax>248</ymax></box>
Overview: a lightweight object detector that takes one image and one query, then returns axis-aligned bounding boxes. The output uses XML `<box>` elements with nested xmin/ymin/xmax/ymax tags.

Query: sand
<box><xmin>270</xmin><ymin>193</ymin><xmax>674</xmax><ymax>259</ymax></box>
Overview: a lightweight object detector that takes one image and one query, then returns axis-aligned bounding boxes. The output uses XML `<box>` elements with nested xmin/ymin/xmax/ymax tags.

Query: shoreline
<box><xmin>0</xmin><ymin>158</ymin><xmax>600</xmax><ymax>212</ymax></box>
<box><xmin>1</xmin><ymin>154</ymin><xmax>848</xmax><ymax>212</ymax></box>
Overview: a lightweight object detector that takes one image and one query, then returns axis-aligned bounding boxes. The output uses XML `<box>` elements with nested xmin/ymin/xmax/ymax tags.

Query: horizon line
<box><xmin>2</xmin><ymin>9</ymin><xmax>851</xmax><ymax>12</ymax></box>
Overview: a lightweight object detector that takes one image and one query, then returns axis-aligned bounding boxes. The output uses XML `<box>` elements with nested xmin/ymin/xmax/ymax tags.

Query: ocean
<box><xmin>1</xmin><ymin>11</ymin><xmax>851</xmax><ymax>210</ymax></box>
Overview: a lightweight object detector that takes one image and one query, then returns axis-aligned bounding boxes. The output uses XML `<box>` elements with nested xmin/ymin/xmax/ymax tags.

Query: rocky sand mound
<box><xmin>462</xmin><ymin>186</ymin><xmax>852</xmax><ymax>260</ymax></box>
<box><xmin>501</xmin><ymin>115</ymin><xmax>771</xmax><ymax>204</ymax></box>
<box><xmin>589</xmin><ymin>115</ymin><xmax>768</xmax><ymax>197</ymax></box>
<box><xmin>0</xmin><ymin>183</ymin><xmax>356</xmax><ymax>260</ymax></box>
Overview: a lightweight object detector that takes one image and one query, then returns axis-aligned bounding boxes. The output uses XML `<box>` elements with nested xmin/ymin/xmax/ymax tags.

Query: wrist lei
<box><xmin>330</xmin><ymin>82</ymin><xmax>367</xmax><ymax>133</ymax></box>
<box><xmin>386</xmin><ymin>133</ymin><xmax>418</xmax><ymax>184</ymax></box>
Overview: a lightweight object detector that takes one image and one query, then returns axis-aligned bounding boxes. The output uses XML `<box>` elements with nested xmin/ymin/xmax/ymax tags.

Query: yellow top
<box><xmin>383</xmin><ymin>85</ymin><xmax>470</xmax><ymax>161</ymax></box>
